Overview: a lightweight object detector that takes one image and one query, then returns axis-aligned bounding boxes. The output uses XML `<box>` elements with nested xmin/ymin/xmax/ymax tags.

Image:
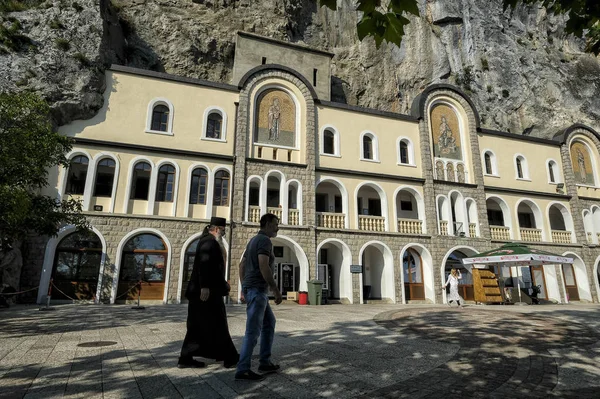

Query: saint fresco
<box><xmin>255</xmin><ymin>89</ymin><xmax>296</xmax><ymax>147</ymax></box>
<box><xmin>431</xmin><ymin>105</ymin><xmax>462</xmax><ymax>160</ymax></box>
<box><xmin>570</xmin><ymin>142</ymin><xmax>595</xmax><ymax>185</ymax></box>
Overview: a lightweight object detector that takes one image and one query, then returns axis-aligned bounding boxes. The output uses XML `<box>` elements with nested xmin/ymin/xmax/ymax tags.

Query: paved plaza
<box><xmin>1</xmin><ymin>302</ymin><xmax>600</xmax><ymax>398</ymax></box>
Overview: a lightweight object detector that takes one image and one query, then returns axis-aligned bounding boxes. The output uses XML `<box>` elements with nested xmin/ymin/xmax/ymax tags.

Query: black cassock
<box><xmin>180</xmin><ymin>234</ymin><xmax>238</xmax><ymax>363</ymax></box>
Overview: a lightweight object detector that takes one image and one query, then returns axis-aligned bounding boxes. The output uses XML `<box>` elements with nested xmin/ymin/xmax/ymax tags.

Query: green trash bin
<box><xmin>307</xmin><ymin>280</ymin><xmax>323</xmax><ymax>305</ymax></box>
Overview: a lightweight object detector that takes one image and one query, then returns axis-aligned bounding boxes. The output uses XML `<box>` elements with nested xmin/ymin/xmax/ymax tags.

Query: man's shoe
<box><xmin>258</xmin><ymin>363</ymin><xmax>280</xmax><ymax>373</ymax></box>
<box><xmin>235</xmin><ymin>370</ymin><xmax>265</xmax><ymax>381</ymax></box>
<box><xmin>224</xmin><ymin>354</ymin><xmax>239</xmax><ymax>369</ymax></box>
<box><xmin>177</xmin><ymin>359</ymin><xmax>206</xmax><ymax>369</ymax></box>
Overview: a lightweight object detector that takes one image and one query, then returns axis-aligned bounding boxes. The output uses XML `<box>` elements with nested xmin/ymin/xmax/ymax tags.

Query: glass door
<box><xmin>562</xmin><ymin>264</ymin><xmax>580</xmax><ymax>301</ymax></box>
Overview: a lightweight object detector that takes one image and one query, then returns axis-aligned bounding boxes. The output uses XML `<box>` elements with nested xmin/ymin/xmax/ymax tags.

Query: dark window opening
<box><xmin>262</xmin><ymin>57</ymin><xmax>267</xmax><ymax>64</ymax></box>
<box><xmin>516</xmin><ymin>158</ymin><xmax>524</xmax><ymax>178</ymax></box>
<box><xmin>487</xmin><ymin>209</ymin><xmax>505</xmax><ymax>226</ymax></box>
<box><xmin>400</xmin><ymin>200</ymin><xmax>413</xmax><ymax>211</ymax></box>
<box><xmin>313</xmin><ymin>68</ymin><xmax>318</xmax><ymax>86</ymax></box>
<box><xmin>363</xmin><ymin>136</ymin><xmax>373</xmax><ymax>159</ymax></box>
<box><xmin>249</xmin><ymin>186</ymin><xmax>260</xmax><ymax>206</ymax></box>
<box><xmin>66</xmin><ymin>155</ymin><xmax>89</xmax><ymax>195</ymax></box>
<box><xmin>400</xmin><ymin>141</ymin><xmax>409</xmax><ymax>164</ymax></box>
<box><xmin>368</xmin><ymin>198</ymin><xmax>382</xmax><ymax>216</ymax></box>
<box><xmin>323</xmin><ymin>129</ymin><xmax>335</xmax><ymax>154</ymax></box>
<box><xmin>189</xmin><ymin>168</ymin><xmax>208</xmax><ymax>204</ymax></box>
<box><xmin>518</xmin><ymin>212</ymin><xmax>534</xmax><ymax>228</ymax></box>
<box><xmin>485</xmin><ymin>153</ymin><xmax>493</xmax><ymax>174</ymax></box>
<box><xmin>156</xmin><ymin>165</ymin><xmax>176</xmax><ymax>202</ymax></box>
<box><xmin>316</xmin><ymin>193</ymin><xmax>328</xmax><ymax>212</ymax></box>
<box><xmin>206</xmin><ymin>113</ymin><xmax>222</xmax><ymax>139</ymax></box>
<box><xmin>151</xmin><ymin>104</ymin><xmax>169</xmax><ymax>132</ymax></box>
<box><xmin>131</xmin><ymin>162</ymin><xmax>151</xmax><ymax>200</ymax></box>
<box><xmin>93</xmin><ymin>158</ymin><xmax>116</xmax><ymax>197</ymax></box>
<box><xmin>213</xmin><ymin>170</ymin><xmax>230</xmax><ymax>206</ymax></box>
<box><xmin>334</xmin><ymin>195</ymin><xmax>342</xmax><ymax>213</ymax></box>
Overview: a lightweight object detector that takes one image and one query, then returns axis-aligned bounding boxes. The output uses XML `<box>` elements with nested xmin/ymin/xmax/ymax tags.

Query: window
<box><xmin>518</xmin><ymin>212</ymin><xmax>534</xmax><ymax>228</ymax></box>
<box><xmin>368</xmin><ymin>198</ymin><xmax>382</xmax><ymax>216</ymax></box>
<box><xmin>131</xmin><ymin>162</ymin><xmax>151</xmax><ymax>200</ymax></box>
<box><xmin>400</xmin><ymin>200</ymin><xmax>413</xmax><ymax>211</ymax></box>
<box><xmin>213</xmin><ymin>170</ymin><xmax>230</xmax><ymax>206</ymax></box>
<box><xmin>120</xmin><ymin>234</ymin><xmax>167</xmax><ymax>283</ymax></box>
<box><xmin>151</xmin><ymin>105</ymin><xmax>169</xmax><ymax>132</ymax></box>
<box><xmin>313</xmin><ymin>68</ymin><xmax>318</xmax><ymax>86</ymax></box>
<box><xmin>316</xmin><ymin>193</ymin><xmax>328</xmax><ymax>212</ymax></box>
<box><xmin>206</xmin><ymin>113</ymin><xmax>222</xmax><ymax>139</ymax></box>
<box><xmin>323</xmin><ymin>129</ymin><xmax>335</xmax><ymax>155</ymax></box>
<box><xmin>515</xmin><ymin>155</ymin><xmax>528</xmax><ymax>179</ymax></box>
<box><xmin>516</xmin><ymin>158</ymin><xmax>523</xmax><ymax>178</ymax></box>
<box><xmin>548</xmin><ymin>163</ymin><xmax>555</xmax><ymax>183</ymax></box>
<box><xmin>93</xmin><ymin>158</ymin><xmax>116</xmax><ymax>197</ymax></box>
<box><xmin>399</xmin><ymin>141</ymin><xmax>409</xmax><ymax>164</ymax></box>
<box><xmin>248</xmin><ymin>184</ymin><xmax>260</xmax><ymax>206</ymax></box>
<box><xmin>363</xmin><ymin>136</ymin><xmax>373</xmax><ymax>160</ymax></box>
<box><xmin>189</xmin><ymin>168</ymin><xmax>208</xmax><ymax>204</ymax></box>
<box><xmin>334</xmin><ymin>195</ymin><xmax>342</xmax><ymax>213</ymax></box>
<box><xmin>156</xmin><ymin>165</ymin><xmax>176</xmax><ymax>202</ymax></box>
<box><xmin>267</xmin><ymin>189</ymin><xmax>279</xmax><ymax>207</ymax></box>
<box><xmin>65</xmin><ymin>155</ymin><xmax>89</xmax><ymax>195</ymax></box>
<box><xmin>487</xmin><ymin>209</ymin><xmax>504</xmax><ymax>226</ymax></box>
<box><xmin>484</xmin><ymin>153</ymin><xmax>493</xmax><ymax>175</ymax></box>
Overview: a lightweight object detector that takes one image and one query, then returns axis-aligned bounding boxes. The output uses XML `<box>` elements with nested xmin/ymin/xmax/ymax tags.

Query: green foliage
<box><xmin>72</xmin><ymin>52</ymin><xmax>90</xmax><ymax>66</ymax></box>
<box><xmin>0</xmin><ymin>0</ymin><xmax>44</xmax><ymax>13</ymax></box>
<box><xmin>318</xmin><ymin>0</ymin><xmax>419</xmax><ymax>48</ymax></box>
<box><xmin>455</xmin><ymin>66</ymin><xmax>474</xmax><ymax>91</ymax></box>
<box><xmin>49</xmin><ymin>18</ymin><xmax>64</xmax><ymax>30</ymax></box>
<box><xmin>502</xmin><ymin>89</ymin><xmax>510</xmax><ymax>98</ymax></box>
<box><xmin>55</xmin><ymin>37</ymin><xmax>70</xmax><ymax>51</ymax></box>
<box><xmin>0</xmin><ymin>18</ymin><xmax>32</xmax><ymax>51</ymax></box>
<box><xmin>481</xmin><ymin>57</ymin><xmax>489</xmax><ymax>71</ymax></box>
<box><xmin>517</xmin><ymin>37</ymin><xmax>524</xmax><ymax>45</ymax></box>
<box><xmin>504</xmin><ymin>0</ymin><xmax>600</xmax><ymax>55</ymax></box>
<box><xmin>0</xmin><ymin>92</ymin><xmax>87</xmax><ymax>245</ymax></box>
<box><xmin>486</xmin><ymin>85</ymin><xmax>493</xmax><ymax>93</ymax></box>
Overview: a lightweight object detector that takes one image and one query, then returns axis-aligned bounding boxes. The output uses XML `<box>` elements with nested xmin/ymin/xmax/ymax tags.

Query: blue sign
<box><xmin>350</xmin><ymin>264</ymin><xmax>363</xmax><ymax>273</ymax></box>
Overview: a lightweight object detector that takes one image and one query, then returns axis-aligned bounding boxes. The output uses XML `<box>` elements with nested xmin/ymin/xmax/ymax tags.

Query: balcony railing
<box><xmin>267</xmin><ymin>207</ymin><xmax>282</xmax><ymax>221</ymax></box>
<box><xmin>469</xmin><ymin>223</ymin><xmax>477</xmax><ymax>237</ymax></box>
<box><xmin>359</xmin><ymin>215</ymin><xmax>386</xmax><ymax>232</ymax></box>
<box><xmin>490</xmin><ymin>226</ymin><xmax>511</xmax><ymax>240</ymax></box>
<box><xmin>520</xmin><ymin>227</ymin><xmax>542</xmax><ymax>242</ymax></box>
<box><xmin>288</xmin><ymin>209</ymin><xmax>300</xmax><ymax>226</ymax></box>
<box><xmin>439</xmin><ymin>220</ymin><xmax>449</xmax><ymax>236</ymax></box>
<box><xmin>248</xmin><ymin>205</ymin><xmax>261</xmax><ymax>223</ymax></box>
<box><xmin>317</xmin><ymin>212</ymin><xmax>345</xmax><ymax>229</ymax></box>
<box><xmin>551</xmin><ymin>230</ymin><xmax>572</xmax><ymax>244</ymax></box>
<box><xmin>397</xmin><ymin>218</ymin><xmax>423</xmax><ymax>234</ymax></box>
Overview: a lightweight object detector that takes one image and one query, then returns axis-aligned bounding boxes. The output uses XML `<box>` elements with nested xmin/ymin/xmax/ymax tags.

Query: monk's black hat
<box><xmin>210</xmin><ymin>216</ymin><xmax>226</xmax><ymax>227</ymax></box>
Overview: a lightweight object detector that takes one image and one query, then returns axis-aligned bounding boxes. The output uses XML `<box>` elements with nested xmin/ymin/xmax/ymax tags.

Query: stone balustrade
<box><xmin>439</xmin><ymin>220</ymin><xmax>449</xmax><ymax>236</ymax></box>
<box><xmin>469</xmin><ymin>223</ymin><xmax>477</xmax><ymax>237</ymax></box>
<box><xmin>248</xmin><ymin>205</ymin><xmax>260</xmax><ymax>223</ymax></box>
<box><xmin>267</xmin><ymin>207</ymin><xmax>282</xmax><ymax>221</ymax></box>
<box><xmin>288</xmin><ymin>209</ymin><xmax>300</xmax><ymax>226</ymax></box>
<box><xmin>520</xmin><ymin>227</ymin><xmax>542</xmax><ymax>242</ymax></box>
<box><xmin>551</xmin><ymin>230</ymin><xmax>572</xmax><ymax>244</ymax></box>
<box><xmin>490</xmin><ymin>226</ymin><xmax>511</xmax><ymax>240</ymax></box>
<box><xmin>397</xmin><ymin>218</ymin><xmax>423</xmax><ymax>234</ymax></box>
<box><xmin>316</xmin><ymin>212</ymin><xmax>345</xmax><ymax>229</ymax></box>
<box><xmin>359</xmin><ymin>215</ymin><xmax>386</xmax><ymax>232</ymax></box>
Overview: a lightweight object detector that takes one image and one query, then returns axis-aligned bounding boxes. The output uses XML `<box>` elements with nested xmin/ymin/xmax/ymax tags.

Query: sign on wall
<box><xmin>350</xmin><ymin>264</ymin><xmax>363</xmax><ymax>274</ymax></box>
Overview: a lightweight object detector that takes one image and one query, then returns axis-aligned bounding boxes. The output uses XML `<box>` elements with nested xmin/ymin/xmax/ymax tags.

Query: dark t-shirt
<box><xmin>242</xmin><ymin>231</ymin><xmax>274</xmax><ymax>292</ymax></box>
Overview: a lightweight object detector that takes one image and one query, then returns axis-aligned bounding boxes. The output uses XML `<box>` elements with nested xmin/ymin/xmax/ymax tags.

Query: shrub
<box><xmin>486</xmin><ymin>85</ymin><xmax>492</xmax><ymax>93</ymax></box>
<box><xmin>0</xmin><ymin>19</ymin><xmax>32</xmax><ymax>51</ymax></box>
<box><xmin>72</xmin><ymin>52</ymin><xmax>90</xmax><ymax>66</ymax></box>
<box><xmin>55</xmin><ymin>37</ymin><xmax>70</xmax><ymax>51</ymax></box>
<box><xmin>49</xmin><ymin>18</ymin><xmax>64</xmax><ymax>30</ymax></box>
<box><xmin>481</xmin><ymin>57</ymin><xmax>489</xmax><ymax>71</ymax></box>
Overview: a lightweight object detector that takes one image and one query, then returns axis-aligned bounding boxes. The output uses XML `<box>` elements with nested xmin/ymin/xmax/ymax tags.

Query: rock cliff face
<box><xmin>1</xmin><ymin>0</ymin><xmax>599</xmax><ymax>137</ymax></box>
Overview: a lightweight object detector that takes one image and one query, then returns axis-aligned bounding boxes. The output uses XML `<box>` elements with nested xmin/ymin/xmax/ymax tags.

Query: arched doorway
<box><xmin>51</xmin><ymin>230</ymin><xmax>102</xmax><ymax>300</ymax></box>
<box><xmin>442</xmin><ymin>248</ymin><xmax>477</xmax><ymax>302</ymax></box>
<box><xmin>360</xmin><ymin>241</ymin><xmax>394</xmax><ymax>303</ymax></box>
<box><xmin>403</xmin><ymin>248</ymin><xmax>424</xmax><ymax>300</ymax></box>
<box><xmin>562</xmin><ymin>253</ymin><xmax>593</xmax><ymax>302</ymax></box>
<box><xmin>117</xmin><ymin>234</ymin><xmax>168</xmax><ymax>301</ymax></box>
<box><xmin>317</xmin><ymin>239</ymin><xmax>352</xmax><ymax>304</ymax></box>
<box><xmin>270</xmin><ymin>235</ymin><xmax>309</xmax><ymax>294</ymax></box>
<box><xmin>180</xmin><ymin>237</ymin><xmax>200</xmax><ymax>302</ymax></box>
<box><xmin>561</xmin><ymin>264</ymin><xmax>579</xmax><ymax>301</ymax></box>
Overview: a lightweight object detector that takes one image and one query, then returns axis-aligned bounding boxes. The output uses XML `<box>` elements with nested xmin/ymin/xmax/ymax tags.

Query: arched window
<box><xmin>548</xmin><ymin>162</ymin><xmax>555</xmax><ymax>183</ymax></box>
<box><xmin>323</xmin><ymin>129</ymin><xmax>335</xmax><ymax>155</ymax></box>
<box><xmin>189</xmin><ymin>168</ymin><xmax>208</xmax><ymax>204</ymax></box>
<box><xmin>399</xmin><ymin>141</ymin><xmax>409</xmax><ymax>164</ymax></box>
<box><xmin>213</xmin><ymin>170</ymin><xmax>230</xmax><ymax>206</ymax></box>
<box><xmin>183</xmin><ymin>238</ymin><xmax>199</xmax><ymax>283</ymax></box>
<box><xmin>151</xmin><ymin>105</ymin><xmax>169</xmax><ymax>132</ymax></box>
<box><xmin>484</xmin><ymin>153</ymin><xmax>492</xmax><ymax>175</ymax></box>
<box><xmin>516</xmin><ymin>158</ymin><xmax>523</xmax><ymax>178</ymax></box>
<box><xmin>131</xmin><ymin>162</ymin><xmax>152</xmax><ymax>200</ymax></box>
<box><xmin>547</xmin><ymin>160</ymin><xmax>560</xmax><ymax>183</ymax></box>
<box><xmin>156</xmin><ymin>164</ymin><xmax>176</xmax><ymax>202</ymax></box>
<box><xmin>363</xmin><ymin>135</ymin><xmax>373</xmax><ymax>160</ymax></box>
<box><xmin>515</xmin><ymin>155</ymin><xmax>528</xmax><ymax>179</ymax></box>
<box><xmin>65</xmin><ymin>155</ymin><xmax>89</xmax><ymax>195</ymax></box>
<box><xmin>93</xmin><ymin>158</ymin><xmax>116</xmax><ymax>197</ymax></box>
<box><xmin>52</xmin><ymin>230</ymin><xmax>102</xmax><ymax>300</ymax></box>
<box><xmin>206</xmin><ymin>112</ymin><xmax>223</xmax><ymax>139</ymax></box>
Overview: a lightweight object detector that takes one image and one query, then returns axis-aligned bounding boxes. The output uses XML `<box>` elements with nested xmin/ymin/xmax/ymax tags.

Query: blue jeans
<box><xmin>236</xmin><ymin>288</ymin><xmax>276</xmax><ymax>372</ymax></box>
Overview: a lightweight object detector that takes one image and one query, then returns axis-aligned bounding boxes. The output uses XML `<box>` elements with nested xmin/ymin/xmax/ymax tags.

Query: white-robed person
<box><xmin>443</xmin><ymin>268</ymin><xmax>464</xmax><ymax>308</ymax></box>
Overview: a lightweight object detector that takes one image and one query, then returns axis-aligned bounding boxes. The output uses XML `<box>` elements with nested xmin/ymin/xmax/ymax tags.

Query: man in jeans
<box><xmin>235</xmin><ymin>213</ymin><xmax>283</xmax><ymax>381</ymax></box>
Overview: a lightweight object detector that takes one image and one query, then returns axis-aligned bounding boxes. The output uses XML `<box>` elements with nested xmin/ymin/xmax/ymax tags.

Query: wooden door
<box><xmin>561</xmin><ymin>264</ymin><xmax>580</xmax><ymax>301</ymax></box>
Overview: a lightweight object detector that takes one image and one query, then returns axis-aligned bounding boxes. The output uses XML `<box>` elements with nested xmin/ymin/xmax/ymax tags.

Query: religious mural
<box><xmin>255</xmin><ymin>89</ymin><xmax>296</xmax><ymax>147</ymax></box>
<box><xmin>431</xmin><ymin>105</ymin><xmax>462</xmax><ymax>160</ymax></box>
<box><xmin>570</xmin><ymin>142</ymin><xmax>595</xmax><ymax>185</ymax></box>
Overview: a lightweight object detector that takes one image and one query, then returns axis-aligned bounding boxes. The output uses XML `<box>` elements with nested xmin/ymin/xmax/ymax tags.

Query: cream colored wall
<box><xmin>47</xmin><ymin>146</ymin><xmax>233</xmax><ymax>220</ymax></box>
<box><xmin>480</xmin><ymin>135</ymin><xmax>564</xmax><ymax>193</ymax></box>
<box><xmin>316</xmin><ymin>106</ymin><xmax>422</xmax><ymax>178</ymax></box>
<box><xmin>247</xmin><ymin>78</ymin><xmax>307</xmax><ymax>164</ymax></box>
<box><xmin>316</xmin><ymin>174</ymin><xmax>425</xmax><ymax>231</ymax></box>
<box><xmin>489</xmin><ymin>193</ymin><xmax>575</xmax><ymax>242</ymax></box>
<box><xmin>59</xmin><ymin>71</ymin><xmax>238</xmax><ymax>156</ymax></box>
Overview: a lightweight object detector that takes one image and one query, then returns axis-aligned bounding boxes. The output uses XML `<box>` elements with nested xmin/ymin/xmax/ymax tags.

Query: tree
<box><xmin>0</xmin><ymin>91</ymin><xmax>87</xmax><ymax>251</ymax></box>
<box><xmin>317</xmin><ymin>0</ymin><xmax>600</xmax><ymax>54</ymax></box>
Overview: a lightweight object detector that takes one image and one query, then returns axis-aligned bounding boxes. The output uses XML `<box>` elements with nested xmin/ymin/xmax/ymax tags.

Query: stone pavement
<box><xmin>1</xmin><ymin>302</ymin><xmax>600</xmax><ymax>398</ymax></box>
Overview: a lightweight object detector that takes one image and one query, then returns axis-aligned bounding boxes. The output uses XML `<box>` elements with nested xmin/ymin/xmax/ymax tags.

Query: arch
<box><xmin>546</xmin><ymin>202</ymin><xmax>575</xmax><ymax>243</ymax></box>
<box><xmin>263</xmin><ymin>169</ymin><xmax>286</xmax><ymax>220</ymax></box>
<box><xmin>436</xmin><ymin>194</ymin><xmax>451</xmax><ymax>235</ymax></box>
<box><xmin>582</xmin><ymin>209</ymin><xmax>595</xmax><ymax>244</ymax></box>
<box><xmin>354</xmin><ymin>181</ymin><xmax>389</xmax><ymax>231</ymax></box>
<box><xmin>358</xmin><ymin>240</ymin><xmax>395</xmax><ymax>303</ymax></box>
<box><xmin>429</xmin><ymin>100</ymin><xmax>467</xmax><ymax>164</ymax></box>
<box><xmin>237</xmin><ymin>64</ymin><xmax>319</xmax><ymax>99</ymax></box>
<box><xmin>111</xmin><ymin>228</ymin><xmax>172</xmax><ymax>304</ymax></box>
<box><xmin>486</xmin><ymin>195</ymin><xmax>514</xmax><ymax>239</ymax></box>
<box><xmin>211</xmin><ymin>166</ymin><xmax>232</xmax><ymax>210</ymax></box>
<box><xmin>284</xmin><ymin>179</ymin><xmax>303</xmax><ymax>225</ymax></box>
<box><xmin>359</xmin><ymin>131</ymin><xmax>380</xmax><ymax>162</ymax></box>
<box><xmin>316</xmin><ymin>238</ymin><xmax>353</xmax><ymax>303</ymax></box>
<box><xmin>514</xmin><ymin>153</ymin><xmax>529</xmax><ymax>179</ymax></box>
<box><xmin>184</xmin><ymin>162</ymin><xmax>212</xmax><ymax>218</ymax></box>
<box><xmin>252</xmin><ymin>84</ymin><xmax>301</xmax><ymax>150</ymax></box>
<box><xmin>568</xmin><ymin>137</ymin><xmax>599</xmax><ymax>186</ymax></box>
<box><xmin>177</xmin><ymin>232</ymin><xmax>229</xmax><ymax>304</ymax></box>
<box><xmin>482</xmin><ymin>149</ymin><xmax>498</xmax><ymax>176</ymax></box>
<box><xmin>515</xmin><ymin>198</ymin><xmax>545</xmax><ymax>240</ymax></box>
<box><xmin>271</xmin><ymin>234</ymin><xmax>310</xmax><ymax>292</ymax></box>
<box><xmin>151</xmin><ymin>159</ymin><xmax>181</xmax><ymax>216</ymax></box>
<box><xmin>465</xmin><ymin>198</ymin><xmax>479</xmax><ymax>237</ymax></box>
<box><xmin>146</xmin><ymin>97</ymin><xmax>174</xmax><ymax>135</ymax></box>
<box><xmin>320</xmin><ymin>124</ymin><xmax>340</xmax><ymax>156</ymax></box>
<box><xmin>59</xmin><ymin>149</ymin><xmax>93</xmax><ymax>203</ymax></box>
<box><xmin>201</xmin><ymin>106</ymin><xmax>227</xmax><ymax>141</ymax></box>
<box><xmin>396</xmin><ymin>137</ymin><xmax>415</xmax><ymax>166</ymax></box>
<box><xmin>245</xmin><ymin>175</ymin><xmax>264</xmax><ymax>222</ymax></box>
<box><xmin>562</xmin><ymin>252</ymin><xmax>593</xmax><ymax>302</ymax></box>
<box><xmin>37</xmin><ymin>225</ymin><xmax>107</xmax><ymax>304</ymax></box>
<box><xmin>90</xmin><ymin>152</ymin><xmax>120</xmax><ymax>213</ymax></box>
<box><xmin>546</xmin><ymin>158</ymin><xmax>561</xmax><ymax>184</ymax></box>
<box><xmin>449</xmin><ymin>190</ymin><xmax>468</xmax><ymax>236</ymax></box>
<box><xmin>440</xmin><ymin>246</ymin><xmax>479</xmax><ymax>304</ymax></box>
<box><xmin>393</xmin><ymin>185</ymin><xmax>426</xmax><ymax>234</ymax></box>
<box><xmin>123</xmin><ymin>156</ymin><xmax>155</xmax><ymax>214</ymax></box>
<box><xmin>315</xmin><ymin>177</ymin><xmax>350</xmax><ymax>228</ymax></box>
<box><xmin>399</xmin><ymin>244</ymin><xmax>434</xmax><ymax>304</ymax></box>
<box><xmin>410</xmin><ymin>83</ymin><xmax>481</xmax><ymax>128</ymax></box>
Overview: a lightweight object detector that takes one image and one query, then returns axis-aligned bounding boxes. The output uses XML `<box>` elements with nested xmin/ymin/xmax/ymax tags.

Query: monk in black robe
<box><xmin>178</xmin><ymin>217</ymin><xmax>239</xmax><ymax>368</ymax></box>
